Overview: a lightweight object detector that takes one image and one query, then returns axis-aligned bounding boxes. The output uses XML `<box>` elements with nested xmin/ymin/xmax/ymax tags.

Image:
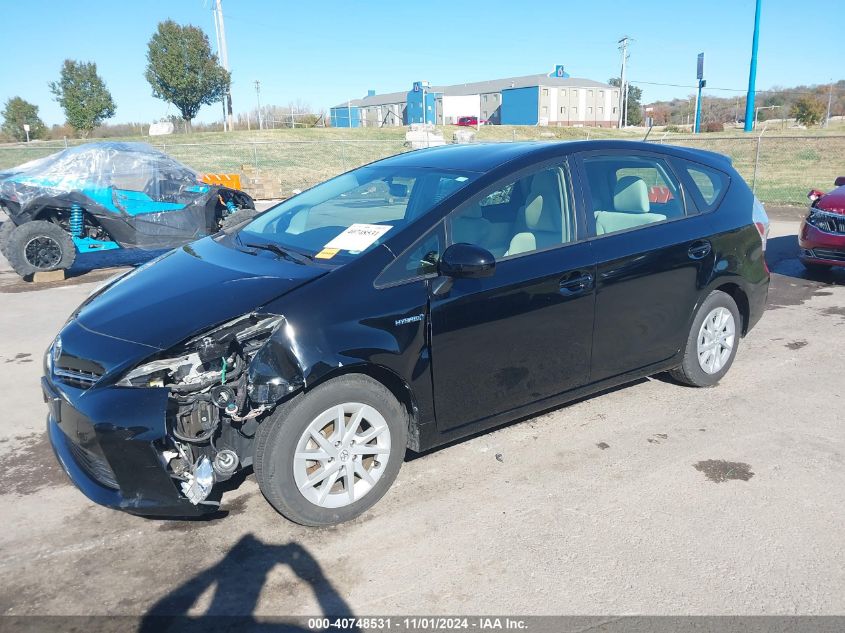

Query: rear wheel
<box><xmin>5</xmin><ymin>220</ymin><xmax>76</xmax><ymax>278</ymax></box>
<box><xmin>669</xmin><ymin>290</ymin><xmax>741</xmax><ymax>388</ymax></box>
<box><xmin>255</xmin><ymin>374</ymin><xmax>407</xmax><ymax>526</ymax></box>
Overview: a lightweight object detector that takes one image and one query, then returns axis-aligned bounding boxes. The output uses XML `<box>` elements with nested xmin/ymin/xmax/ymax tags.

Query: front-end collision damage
<box><xmin>119</xmin><ymin>313</ymin><xmax>306</xmax><ymax>506</ymax></box>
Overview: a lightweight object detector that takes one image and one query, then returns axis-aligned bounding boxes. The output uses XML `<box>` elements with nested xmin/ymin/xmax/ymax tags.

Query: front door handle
<box><xmin>559</xmin><ymin>272</ymin><xmax>594</xmax><ymax>295</ymax></box>
<box><xmin>688</xmin><ymin>240</ymin><xmax>712</xmax><ymax>260</ymax></box>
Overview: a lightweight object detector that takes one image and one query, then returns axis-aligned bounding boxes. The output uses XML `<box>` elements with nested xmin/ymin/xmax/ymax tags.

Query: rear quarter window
<box><xmin>683</xmin><ymin>163</ymin><xmax>730</xmax><ymax>211</ymax></box>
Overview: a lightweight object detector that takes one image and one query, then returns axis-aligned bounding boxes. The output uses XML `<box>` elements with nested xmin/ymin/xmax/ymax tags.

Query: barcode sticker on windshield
<box><xmin>324</xmin><ymin>224</ymin><xmax>392</xmax><ymax>252</ymax></box>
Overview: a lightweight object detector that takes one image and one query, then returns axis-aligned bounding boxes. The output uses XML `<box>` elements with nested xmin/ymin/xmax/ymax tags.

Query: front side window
<box><xmin>240</xmin><ymin>166</ymin><xmax>476</xmax><ymax>263</ymax></box>
<box><xmin>375</xmin><ymin>225</ymin><xmax>442</xmax><ymax>287</ymax></box>
<box><xmin>583</xmin><ymin>154</ymin><xmax>685</xmax><ymax>236</ymax></box>
<box><xmin>446</xmin><ymin>164</ymin><xmax>575</xmax><ymax>259</ymax></box>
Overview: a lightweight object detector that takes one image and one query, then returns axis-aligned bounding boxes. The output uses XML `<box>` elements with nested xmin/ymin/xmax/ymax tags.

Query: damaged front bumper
<box><xmin>799</xmin><ymin>213</ymin><xmax>845</xmax><ymax>267</ymax></box>
<box><xmin>44</xmin><ymin>376</ymin><xmax>218</xmax><ymax>518</ymax></box>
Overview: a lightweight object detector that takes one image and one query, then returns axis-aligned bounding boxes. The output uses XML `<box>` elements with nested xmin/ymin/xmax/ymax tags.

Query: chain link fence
<box><xmin>0</xmin><ymin>134</ymin><xmax>841</xmax><ymax>205</ymax></box>
<box><xmin>649</xmin><ymin>134</ymin><xmax>845</xmax><ymax>206</ymax></box>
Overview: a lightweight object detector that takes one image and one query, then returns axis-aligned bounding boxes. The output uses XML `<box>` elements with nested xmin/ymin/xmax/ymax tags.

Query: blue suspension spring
<box><xmin>69</xmin><ymin>203</ymin><xmax>84</xmax><ymax>238</ymax></box>
<box><xmin>225</xmin><ymin>199</ymin><xmax>237</xmax><ymax>214</ymax></box>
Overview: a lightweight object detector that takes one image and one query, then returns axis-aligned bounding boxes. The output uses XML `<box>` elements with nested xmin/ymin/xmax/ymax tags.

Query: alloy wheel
<box><xmin>23</xmin><ymin>235</ymin><xmax>63</xmax><ymax>270</ymax></box>
<box><xmin>696</xmin><ymin>307</ymin><xmax>736</xmax><ymax>374</ymax></box>
<box><xmin>293</xmin><ymin>402</ymin><xmax>391</xmax><ymax>509</ymax></box>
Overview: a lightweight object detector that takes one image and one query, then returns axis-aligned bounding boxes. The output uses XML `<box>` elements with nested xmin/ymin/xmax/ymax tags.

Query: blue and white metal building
<box><xmin>330</xmin><ymin>73</ymin><xmax>619</xmax><ymax>128</ymax></box>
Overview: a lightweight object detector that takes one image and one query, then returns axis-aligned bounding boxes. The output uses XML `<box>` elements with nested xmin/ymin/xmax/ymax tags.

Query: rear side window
<box><xmin>684</xmin><ymin>163</ymin><xmax>729</xmax><ymax>211</ymax></box>
<box><xmin>582</xmin><ymin>154</ymin><xmax>685</xmax><ymax>237</ymax></box>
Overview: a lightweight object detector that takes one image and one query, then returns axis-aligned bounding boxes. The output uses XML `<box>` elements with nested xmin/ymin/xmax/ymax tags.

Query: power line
<box><xmin>630</xmin><ymin>79</ymin><xmax>845</xmax><ymax>95</ymax></box>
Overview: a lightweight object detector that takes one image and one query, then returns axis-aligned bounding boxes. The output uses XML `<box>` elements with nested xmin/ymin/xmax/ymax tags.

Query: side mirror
<box><xmin>438</xmin><ymin>243</ymin><xmax>495</xmax><ymax>279</ymax></box>
<box><xmin>834</xmin><ymin>176</ymin><xmax>845</xmax><ymax>188</ymax></box>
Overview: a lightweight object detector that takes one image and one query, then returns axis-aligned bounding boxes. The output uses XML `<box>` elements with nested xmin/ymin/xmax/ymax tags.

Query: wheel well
<box><xmin>32</xmin><ymin>207</ymin><xmax>64</xmax><ymax>222</ymax></box>
<box><xmin>306</xmin><ymin>364</ymin><xmax>419</xmax><ymax>447</ymax></box>
<box><xmin>33</xmin><ymin>207</ymin><xmax>109</xmax><ymax>237</ymax></box>
<box><xmin>715</xmin><ymin>282</ymin><xmax>750</xmax><ymax>335</ymax></box>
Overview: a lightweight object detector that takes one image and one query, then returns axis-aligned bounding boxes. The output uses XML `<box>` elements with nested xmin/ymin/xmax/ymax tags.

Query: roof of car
<box><xmin>375</xmin><ymin>140</ymin><xmax>733</xmax><ymax>173</ymax></box>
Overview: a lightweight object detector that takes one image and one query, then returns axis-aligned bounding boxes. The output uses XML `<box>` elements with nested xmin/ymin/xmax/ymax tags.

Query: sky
<box><xmin>1</xmin><ymin>0</ymin><xmax>841</xmax><ymax>126</ymax></box>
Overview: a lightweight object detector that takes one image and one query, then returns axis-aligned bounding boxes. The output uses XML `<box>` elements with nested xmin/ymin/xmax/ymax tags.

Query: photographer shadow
<box><xmin>140</xmin><ymin>533</ymin><xmax>359</xmax><ymax>633</ymax></box>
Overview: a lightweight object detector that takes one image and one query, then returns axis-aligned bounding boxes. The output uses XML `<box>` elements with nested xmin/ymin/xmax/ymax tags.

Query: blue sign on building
<box><xmin>548</xmin><ymin>65</ymin><xmax>570</xmax><ymax>79</ymax></box>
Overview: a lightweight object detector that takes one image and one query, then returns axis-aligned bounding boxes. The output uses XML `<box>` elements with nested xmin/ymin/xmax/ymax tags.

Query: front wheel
<box><xmin>669</xmin><ymin>290</ymin><xmax>741</xmax><ymax>388</ymax></box>
<box><xmin>6</xmin><ymin>220</ymin><xmax>76</xmax><ymax>279</ymax></box>
<box><xmin>0</xmin><ymin>220</ymin><xmax>16</xmax><ymax>258</ymax></box>
<box><xmin>254</xmin><ymin>375</ymin><xmax>407</xmax><ymax>526</ymax></box>
<box><xmin>220</xmin><ymin>207</ymin><xmax>261</xmax><ymax>230</ymax></box>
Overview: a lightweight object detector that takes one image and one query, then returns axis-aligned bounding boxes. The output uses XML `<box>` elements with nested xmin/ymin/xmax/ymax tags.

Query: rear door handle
<box><xmin>559</xmin><ymin>272</ymin><xmax>594</xmax><ymax>295</ymax></box>
<box><xmin>688</xmin><ymin>240</ymin><xmax>712</xmax><ymax>260</ymax></box>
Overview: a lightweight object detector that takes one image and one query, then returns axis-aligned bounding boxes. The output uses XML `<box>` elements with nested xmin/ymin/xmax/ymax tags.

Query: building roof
<box><xmin>332</xmin><ymin>75</ymin><xmax>615</xmax><ymax>109</ymax></box>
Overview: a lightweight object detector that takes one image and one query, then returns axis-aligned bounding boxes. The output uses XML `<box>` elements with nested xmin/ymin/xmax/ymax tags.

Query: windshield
<box><xmin>239</xmin><ymin>165</ymin><xmax>477</xmax><ymax>262</ymax></box>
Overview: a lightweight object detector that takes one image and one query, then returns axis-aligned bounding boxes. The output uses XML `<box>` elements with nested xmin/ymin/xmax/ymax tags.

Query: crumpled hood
<box><xmin>76</xmin><ymin>235</ymin><xmax>326</xmax><ymax>350</ymax></box>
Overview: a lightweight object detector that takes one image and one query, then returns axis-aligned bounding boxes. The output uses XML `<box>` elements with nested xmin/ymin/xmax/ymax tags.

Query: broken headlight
<box><xmin>117</xmin><ymin>313</ymin><xmax>284</xmax><ymax>389</ymax></box>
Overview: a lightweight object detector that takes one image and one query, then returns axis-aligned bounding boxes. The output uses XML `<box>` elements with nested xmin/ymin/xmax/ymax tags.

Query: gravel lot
<box><xmin>0</xmin><ymin>207</ymin><xmax>843</xmax><ymax>617</ymax></box>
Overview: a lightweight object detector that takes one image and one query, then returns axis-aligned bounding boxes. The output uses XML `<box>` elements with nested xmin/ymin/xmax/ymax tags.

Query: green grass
<box><xmin>1</xmin><ymin>125</ymin><xmax>842</xmax><ymax>205</ymax></box>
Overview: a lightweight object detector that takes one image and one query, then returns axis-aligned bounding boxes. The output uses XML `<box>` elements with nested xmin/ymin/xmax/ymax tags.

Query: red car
<box><xmin>800</xmin><ymin>176</ymin><xmax>845</xmax><ymax>271</ymax></box>
<box><xmin>456</xmin><ymin>116</ymin><xmax>488</xmax><ymax>127</ymax></box>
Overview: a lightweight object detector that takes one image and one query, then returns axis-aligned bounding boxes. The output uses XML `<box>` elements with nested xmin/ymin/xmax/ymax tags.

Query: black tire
<box><xmin>669</xmin><ymin>290</ymin><xmax>741</xmax><ymax>388</ymax></box>
<box><xmin>801</xmin><ymin>260</ymin><xmax>831</xmax><ymax>273</ymax></box>
<box><xmin>6</xmin><ymin>220</ymin><xmax>76</xmax><ymax>278</ymax></box>
<box><xmin>0</xmin><ymin>220</ymin><xmax>15</xmax><ymax>258</ymax></box>
<box><xmin>254</xmin><ymin>374</ymin><xmax>408</xmax><ymax>526</ymax></box>
<box><xmin>220</xmin><ymin>207</ymin><xmax>261</xmax><ymax>230</ymax></box>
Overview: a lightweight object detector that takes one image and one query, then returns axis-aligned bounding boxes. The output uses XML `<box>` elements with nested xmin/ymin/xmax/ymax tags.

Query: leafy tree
<box><xmin>791</xmin><ymin>96</ymin><xmax>826</xmax><ymax>127</ymax></box>
<box><xmin>145</xmin><ymin>20</ymin><xmax>230</xmax><ymax>130</ymax></box>
<box><xmin>49</xmin><ymin>60</ymin><xmax>116</xmax><ymax>137</ymax></box>
<box><xmin>1</xmin><ymin>97</ymin><xmax>47</xmax><ymax>141</ymax></box>
<box><xmin>608</xmin><ymin>78</ymin><xmax>643</xmax><ymax>126</ymax></box>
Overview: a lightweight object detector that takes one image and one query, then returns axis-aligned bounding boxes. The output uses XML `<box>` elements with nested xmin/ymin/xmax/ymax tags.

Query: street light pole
<box><xmin>212</xmin><ymin>0</ymin><xmax>234</xmax><ymax>132</ymax></box>
<box><xmin>743</xmin><ymin>0</ymin><xmax>762</xmax><ymax>132</ymax></box>
<box><xmin>617</xmin><ymin>36</ymin><xmax>630</xmax><ymax>128</ymax></box>
<box><xmin>254</xmin><ymin>80</ymin><xmax>263</xmax><ymax>130</ymax></box>
<box><xmin>825</xmin><ymin>81</ymin><xmax>834</xmax><ymax>128</ymax></box>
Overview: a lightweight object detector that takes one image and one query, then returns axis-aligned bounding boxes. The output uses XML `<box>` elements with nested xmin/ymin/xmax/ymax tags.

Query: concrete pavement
<box><xmin>0</xmin><ymin>212</ymin><xmax>843</xmax><ymax>617</ymax></box>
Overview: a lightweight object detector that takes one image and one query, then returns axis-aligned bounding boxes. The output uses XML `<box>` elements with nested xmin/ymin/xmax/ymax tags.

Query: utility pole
<box><xmin>743</xmin><ymin>0</ymin><xmax>762</xmax><ymax>132</ymax></box>
<box><xmin>254</xmin><ymin>80</ymin><xmax>263</xmax><ymax>130</ymax></box>
<box><xmin>212</xmin><ymin>0</ymin><xmax>234</xmax><ymax>131</ymax></box>
<box><xmin>694</xmin><ymin>52</ymin><xmax>705</xmax><ymax>134</ymax></box>
<box><xmin>617</xmin><ymin>36</ymin><xmax>630</xmax><ymax>128</ymax></box>
<box><xmin>825</xmin><ymin>81</ymin><xmax>834</xmax><ymax>128</ymax></box>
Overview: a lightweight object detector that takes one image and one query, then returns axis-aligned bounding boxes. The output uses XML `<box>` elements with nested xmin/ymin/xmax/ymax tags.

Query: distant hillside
<box><xmin>642</xmin><ymin>80</ymin><xmax>844</xmax><ymax>126</ymax></box>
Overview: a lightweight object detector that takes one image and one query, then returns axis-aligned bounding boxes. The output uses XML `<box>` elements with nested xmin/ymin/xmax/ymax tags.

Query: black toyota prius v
<box><xmin>43</xmin><ymin>141</ymin><xmax>770</xmax><ymax>526</ymax></box>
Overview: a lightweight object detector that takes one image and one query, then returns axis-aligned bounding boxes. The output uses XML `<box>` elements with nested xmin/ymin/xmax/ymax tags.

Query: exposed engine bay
<box><xmin>119</xmin><ymin>313</ymin><xmax>304</xmax><ymax>506</ymax></box>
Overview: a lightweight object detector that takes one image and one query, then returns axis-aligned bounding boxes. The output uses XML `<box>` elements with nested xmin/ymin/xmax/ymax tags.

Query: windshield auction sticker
<box><xmin>324</xmin><ymin>224</ymin><xmax>392</xmax><ymax>252</ymax></box>
<box><xmin>315</xmin><ymin>248</ymin><xmax>340</xmax><ymax>260</ymax></box>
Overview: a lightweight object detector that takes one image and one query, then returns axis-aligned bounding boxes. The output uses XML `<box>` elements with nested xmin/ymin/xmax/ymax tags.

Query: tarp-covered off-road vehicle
<box><xmin>0</xmin><ymin>142</ymin><xmax>257</xmax><ymax>278</ymax></box>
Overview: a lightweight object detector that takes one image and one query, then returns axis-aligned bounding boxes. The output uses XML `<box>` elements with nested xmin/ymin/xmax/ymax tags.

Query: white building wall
<box><xmin>548</xmin><ymin>88</ymin><xmax>558</xmax><ymax>124</ymax></box>
<box><xmin>578</xmin><ymin>89</ymin><xmax>587</xmax><ymax>122</ymax></box>
<box><xmin>441</xmin><ymin>95</ymin><xmax>480</xmax><ymax>124</ymax></box>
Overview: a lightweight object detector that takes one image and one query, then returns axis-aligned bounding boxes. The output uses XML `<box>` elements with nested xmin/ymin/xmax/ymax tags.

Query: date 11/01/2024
<box><xmin>306</xmin><ymin>617</ymin><xmax>528</xmax><ymax>630</ymax></box>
